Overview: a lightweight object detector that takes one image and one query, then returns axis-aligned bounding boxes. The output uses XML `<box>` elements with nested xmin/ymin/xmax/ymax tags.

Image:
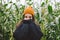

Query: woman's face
<box><xmin>24</xmin><ymin>13</ymin><xmax>32</xmax><ymax>20</ymax></box>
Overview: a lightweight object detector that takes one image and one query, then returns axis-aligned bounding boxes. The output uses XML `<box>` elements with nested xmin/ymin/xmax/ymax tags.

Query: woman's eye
<box><xmin>25</xmin><ymin>16</ymin><xmax>27</xmax><ymax>18</ymax></box>
<box><xmin>29</xmin><ymin>16</ymin><xmax>32</xmax><ymax>18</ymax></box>
<box><xmin>24</xmin><ymin>16</ymin><xmax>32</xmax><ymax>19</ymax></box>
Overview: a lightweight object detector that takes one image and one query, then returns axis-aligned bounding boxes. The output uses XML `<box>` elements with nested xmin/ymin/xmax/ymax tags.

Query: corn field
<box><xmin>0</xmin><ymin>0</ymin><xmax>60</xmax><ymax>40</ymax></box>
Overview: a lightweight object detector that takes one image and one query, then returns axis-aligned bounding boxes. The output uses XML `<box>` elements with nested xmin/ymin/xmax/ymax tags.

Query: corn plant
<box><xmin>0</xmin><ymin>2</ymin><xmax>25</xmax><ymax>40</ymax></box>
<box><xmin>0</xmin><ymin>0</ymin><xmax>60</xmax><ymax>40</ymax></box>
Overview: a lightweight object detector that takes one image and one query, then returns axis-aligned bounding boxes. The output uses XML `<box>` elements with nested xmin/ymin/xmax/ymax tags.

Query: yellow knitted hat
<box><xmin>23</xmin><ymin>6</ymin><xmax>34</xmax><ymax>16</ymax></box>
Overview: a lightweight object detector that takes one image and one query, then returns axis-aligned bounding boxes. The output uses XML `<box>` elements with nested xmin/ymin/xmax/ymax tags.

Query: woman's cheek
<box><xmin>24</xmin><ymin>18</ymin><xmax>30</xmax><ymax>20</ymax></box>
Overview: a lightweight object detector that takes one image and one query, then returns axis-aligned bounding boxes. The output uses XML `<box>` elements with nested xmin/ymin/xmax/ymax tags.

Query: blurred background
<box><xmin>0</xmin><ymin>0</ymin><xmax>60</xmax><ymax>40</ymax></box>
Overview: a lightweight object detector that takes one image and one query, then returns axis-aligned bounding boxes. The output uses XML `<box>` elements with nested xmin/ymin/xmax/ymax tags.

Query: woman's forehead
<box><xmin>24</xmin><ymin>13</ymin><xmax>32</xmax><ymax>16</ymax></box>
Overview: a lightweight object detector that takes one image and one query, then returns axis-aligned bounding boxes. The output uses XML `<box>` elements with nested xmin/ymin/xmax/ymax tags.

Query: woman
<box><xmin>13</xmin><ymin>6</ymin><xmax>43</xmax><ymax>40</ymax></box>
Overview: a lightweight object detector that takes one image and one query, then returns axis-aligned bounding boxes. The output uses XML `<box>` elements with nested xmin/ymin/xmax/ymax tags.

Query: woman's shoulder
<box><xmin>16</xmin><ymin>20</ymin><xmax>23</xmax><ymax>28</ymax></box>
<box><xmin>34</xmin><ymin>20</ymin><xmax>41</xmax><ymax>30</ymax></box>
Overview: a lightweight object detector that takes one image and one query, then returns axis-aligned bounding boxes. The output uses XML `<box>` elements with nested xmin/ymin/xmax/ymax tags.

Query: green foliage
<box><xmin>46</xmin><ymin>0</ymin><xmax>49</xmax><ymax>3</ymax></box>
<box><xmin>0</xmin><ymin>2</ymin><xmax>24</xmax><ymax>40</ymax></box>
<box><xmin>41</xmin><ymin>2</ymin><xmax>45</xmax><ymax>7</ymax></box>
<box><xmin>0</xmin><ymin>0</ymin><xmax>60</xmax><ymax>40</ymax></box>
<box><xmin>48</xmin><ymin>5</ymin><xmax>53</xmax><ymax>14</ymax></box>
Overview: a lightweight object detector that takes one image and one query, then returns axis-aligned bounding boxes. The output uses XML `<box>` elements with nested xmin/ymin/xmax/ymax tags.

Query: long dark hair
<box><xmin>16</xmin><ymin>15</ymin><xmax>35</xmax><ymax>28</ymax></box>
